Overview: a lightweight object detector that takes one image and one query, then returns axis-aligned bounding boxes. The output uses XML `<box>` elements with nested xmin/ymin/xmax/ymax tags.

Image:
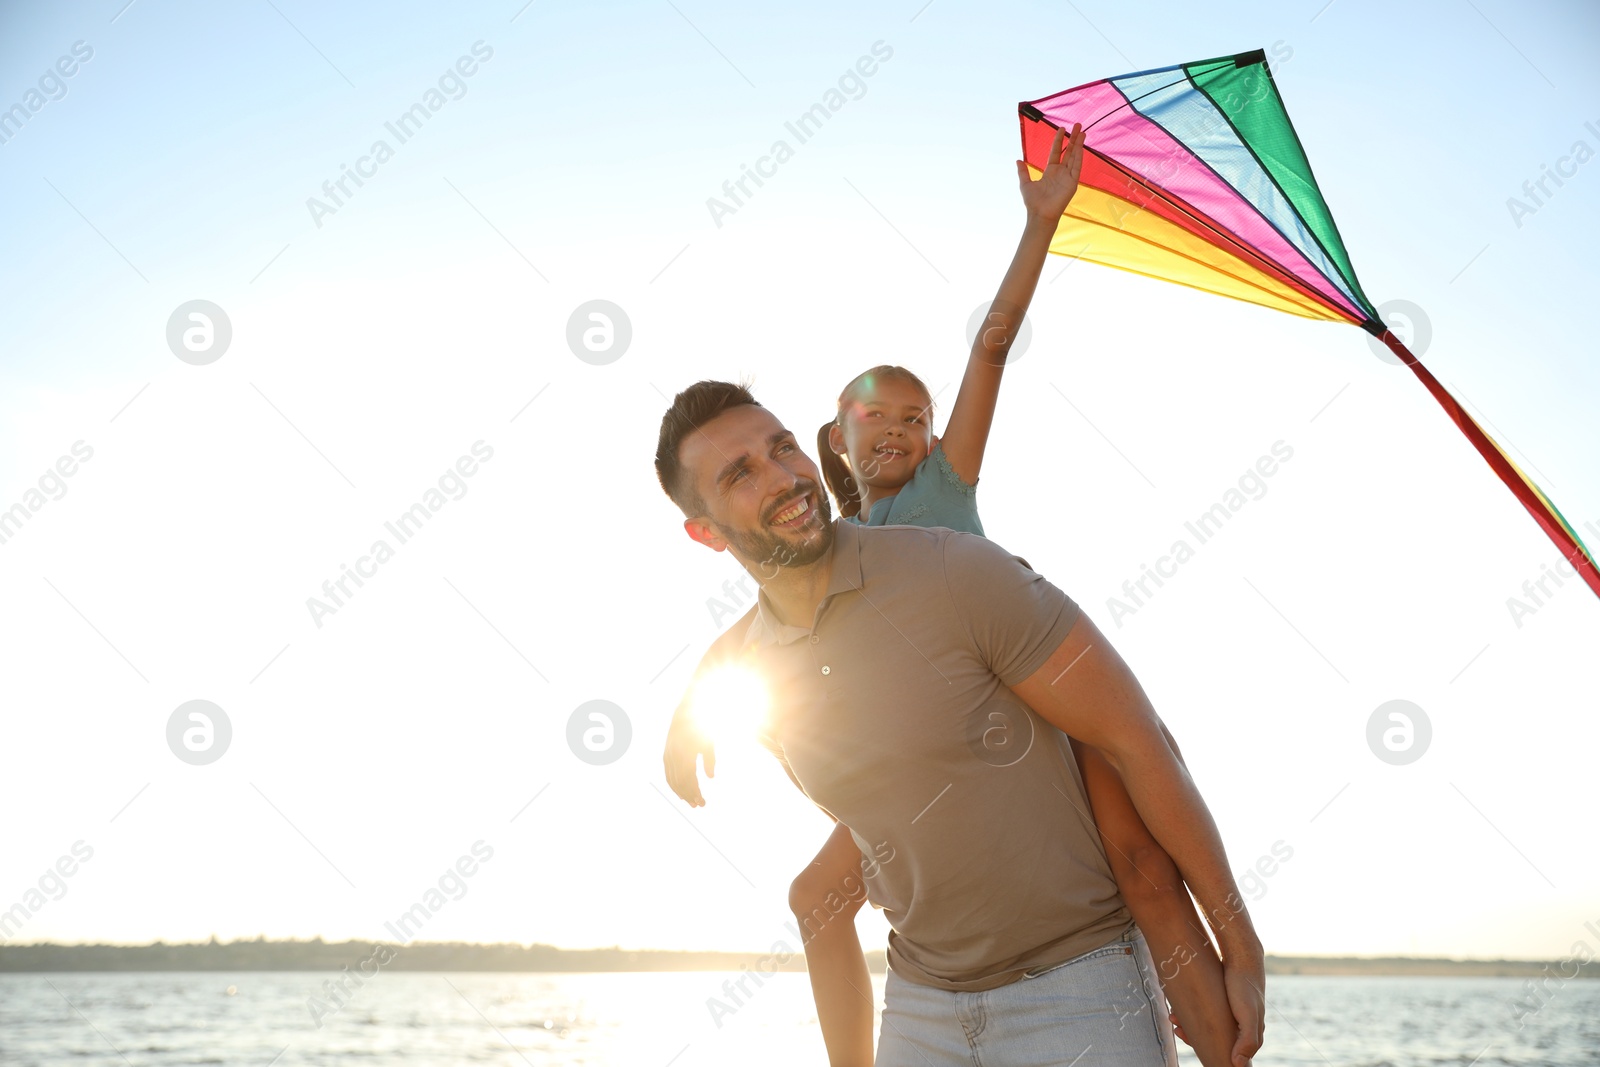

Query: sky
<box><xmin>1</xmin><ymin>0</ymin><xmax>1597</xmax><ymax>967</ymax></box>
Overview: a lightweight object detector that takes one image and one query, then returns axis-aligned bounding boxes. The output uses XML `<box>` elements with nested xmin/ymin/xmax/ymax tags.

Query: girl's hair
<box><xmin>816</xmin><ymin>365</ymin><xmax>934</xmax><ymax>519</ymax></box>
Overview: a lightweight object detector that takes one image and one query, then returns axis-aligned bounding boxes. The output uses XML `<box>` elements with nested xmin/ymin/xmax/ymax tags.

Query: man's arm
<box><xmin>663</xmin><ymin>604</ymin><xmax>758</xmax><ymax>806</ymax></box>
<box><xmin>1010</xmin><ymin>612</ymin><xmax>1264</xmax><ymax>1067</ymax></box>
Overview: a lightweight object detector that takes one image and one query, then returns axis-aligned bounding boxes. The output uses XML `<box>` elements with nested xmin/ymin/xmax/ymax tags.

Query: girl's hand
<box><xmin>1222</xmin><ymin>947</ymin><xmax>1266</xmax><ymax>1066</ymax></box>
<box><xmin>1016</xmin><ymin>121</ymin><xmax>1084</xmax><ymax>223</ymax></box>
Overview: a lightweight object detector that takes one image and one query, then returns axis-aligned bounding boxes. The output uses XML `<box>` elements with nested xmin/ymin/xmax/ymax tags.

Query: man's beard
<box><xmin>718</xmin><ymin>482</ymin><xmax>835</xmax><ymax>574</ymax></box>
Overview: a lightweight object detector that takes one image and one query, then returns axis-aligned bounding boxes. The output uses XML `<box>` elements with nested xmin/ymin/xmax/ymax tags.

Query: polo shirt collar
<box><xmin>742</xmin><ymin>519</ymin><xmax>862</xmax><ymax>649</ymax></box>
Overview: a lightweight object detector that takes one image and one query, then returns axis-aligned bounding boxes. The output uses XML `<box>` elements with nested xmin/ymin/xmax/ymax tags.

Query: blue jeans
<box><xmin>875</xmin><ymin>925</ymin><xmax>1178</xmax><ymax>1066</ymax></box>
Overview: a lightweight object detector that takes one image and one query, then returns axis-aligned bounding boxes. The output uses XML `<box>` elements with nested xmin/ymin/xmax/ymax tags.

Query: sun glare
<box><xmin>688</xmin><ymin>665</ymin><xmax>772</xmax><ymax>749</ymax></box>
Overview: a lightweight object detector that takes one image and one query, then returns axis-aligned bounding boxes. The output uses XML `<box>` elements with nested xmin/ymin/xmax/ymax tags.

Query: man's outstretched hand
<box><xmin>663</xmin><ymin>696</ymin><xmax>715</xmax><ymax>807</ymax></box>
<box><xmin>1016</xmin><ymin>121</ymin><xmax>1084</xmax><ymax>223</ymax></box>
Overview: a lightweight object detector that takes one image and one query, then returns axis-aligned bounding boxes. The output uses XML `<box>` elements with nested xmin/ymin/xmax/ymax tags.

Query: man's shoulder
<box><xmin>854</xmin><ymin>521</ymin><xmax>1010</xmax><ymax>553</ymax></box>
<box><xmin>842</xmin><ymin>523</ymin><xmax>948</xmax><ymax>599</ymax></box>
<box><xmin>853</xmin><ymin>522</ymin><xmax>1026</xmax><ymax>577</ymax></box>
<box><xmin>853</xmin><ymin>519</ymin><xmax>960</xmax><ymax>558</ymax></box>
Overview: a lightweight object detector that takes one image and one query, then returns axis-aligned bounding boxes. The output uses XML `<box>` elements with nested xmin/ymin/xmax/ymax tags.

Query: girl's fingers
<box><xmin>1046</xmin><ymin>126</ymin><xmax>1065</xmax><ymax>168</ymax></box>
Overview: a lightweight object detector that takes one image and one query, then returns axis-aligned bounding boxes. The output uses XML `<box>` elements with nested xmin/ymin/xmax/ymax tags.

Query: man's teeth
<box><xmin>771</xmin><ymin>497</ymin><xmax>809</xmax><ymax>524</ymax></box>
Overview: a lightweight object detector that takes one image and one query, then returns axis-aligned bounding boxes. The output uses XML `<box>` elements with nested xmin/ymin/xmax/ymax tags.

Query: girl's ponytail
<box><xmin>817</xmin><ymin>420</ymin><xmax>863</xmax><ymax>519</ymax></box>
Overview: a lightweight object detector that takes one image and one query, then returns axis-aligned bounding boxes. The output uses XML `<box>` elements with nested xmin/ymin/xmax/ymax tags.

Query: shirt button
<box><xmin>821</xmin><ymin>665</ymin><xmax>831</xmax><ymax>675</ymax></box>
<box><xmin>810</xmin><ymin>635</ymin><xmax>820</xmax><ymax>644</ymax></box>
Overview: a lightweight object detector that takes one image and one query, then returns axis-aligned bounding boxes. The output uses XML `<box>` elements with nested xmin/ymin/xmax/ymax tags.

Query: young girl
<box><xmin>664</xmin><ymin>125</ymin><xmax>1242</xmax><ymax>1067</ymax></box>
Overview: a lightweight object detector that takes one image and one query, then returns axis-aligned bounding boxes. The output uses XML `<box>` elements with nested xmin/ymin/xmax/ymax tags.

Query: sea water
<box><xmin>1</xmin><ymin>972</ymin><xmax>1595</xmax><ymax>1065</ymax></box>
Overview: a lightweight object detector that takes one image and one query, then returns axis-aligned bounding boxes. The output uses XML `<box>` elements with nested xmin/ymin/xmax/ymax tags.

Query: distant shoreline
<box><xmin>2</xmin><ymin>940</ymin><xmax>1595</xmax><ymax>978</ymax></box>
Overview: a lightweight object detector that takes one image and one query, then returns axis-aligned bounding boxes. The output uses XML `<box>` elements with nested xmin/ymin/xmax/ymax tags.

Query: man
<box><xmin>654</xmin><ymin>380</ymin><xmax>1265</xmax><ymax>1066</ymax></box>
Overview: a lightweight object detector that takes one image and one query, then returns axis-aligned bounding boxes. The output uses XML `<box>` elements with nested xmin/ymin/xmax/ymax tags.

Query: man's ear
<box><xmin>684</xmin><ymin>516</ymin><xmax>728</xmax><ymax>552</ymax></box>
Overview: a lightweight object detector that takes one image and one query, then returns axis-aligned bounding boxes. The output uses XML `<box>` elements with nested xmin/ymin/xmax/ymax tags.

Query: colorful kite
<box><xmin>1020</xmin><ymin>49</ymin><xmax>1600</xmax><ymax>601</ymax></box>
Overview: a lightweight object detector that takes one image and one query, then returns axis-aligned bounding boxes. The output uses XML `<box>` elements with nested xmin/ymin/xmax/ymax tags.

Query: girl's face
<box><xmin>829</xmin><ymin>376</ymin><xmax>935</xmax><ymax>493</ymax></box>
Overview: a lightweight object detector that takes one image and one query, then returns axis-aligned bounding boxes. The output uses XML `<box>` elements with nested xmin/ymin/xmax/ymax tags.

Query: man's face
<box><xmin>679</xmin><ymin>404</ymin><xmax>834</xmax><ymax>575</ymax></box>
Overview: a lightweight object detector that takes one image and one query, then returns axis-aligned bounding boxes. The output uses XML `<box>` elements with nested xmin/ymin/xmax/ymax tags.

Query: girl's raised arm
<box><xmin>939</xmin><ymin>122</ymin><xmax>1084</xmax><ymax>485</ymax></box>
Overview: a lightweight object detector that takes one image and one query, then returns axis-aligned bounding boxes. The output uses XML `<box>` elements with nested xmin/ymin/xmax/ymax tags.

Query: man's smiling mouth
<box><xmin>770</xmin><ymin>493</ymin><xmax>812</xmax><ymax>527</ymax></box>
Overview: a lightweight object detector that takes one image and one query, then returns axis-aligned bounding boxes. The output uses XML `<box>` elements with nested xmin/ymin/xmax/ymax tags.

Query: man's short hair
<box><xmin>655</xmin><ymin>380</ymin><xmax>762</xmax><ymax>516</ymax></box>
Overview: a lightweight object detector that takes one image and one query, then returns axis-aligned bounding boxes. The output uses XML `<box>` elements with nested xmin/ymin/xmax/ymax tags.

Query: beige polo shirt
<box><xmin>741</xmin><ymin>519</ymin><xmax>1131</xmax><ymax>992</ymax></box>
